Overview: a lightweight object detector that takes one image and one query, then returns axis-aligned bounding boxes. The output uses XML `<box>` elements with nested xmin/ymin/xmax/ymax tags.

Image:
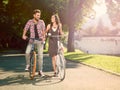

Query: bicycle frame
<box><xmin>57</xmin><ymin>40</ymin><xmax>66</xmax><ymax>81</ymax></box>
<box><xmin>28</xmin><ymin>38</ymin><xmax>37</xmax><ymax>79</ymax></box>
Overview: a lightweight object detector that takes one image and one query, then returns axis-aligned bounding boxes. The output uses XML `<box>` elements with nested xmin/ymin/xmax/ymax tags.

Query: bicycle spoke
<box><xmin>56</xmin><ymin>54</ymin><xmax>66</xmax><ymax>81</ymax></box>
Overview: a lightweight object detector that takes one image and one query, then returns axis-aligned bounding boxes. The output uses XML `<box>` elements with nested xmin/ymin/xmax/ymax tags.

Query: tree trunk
<box><xmin>67</xmin><ymin>23</ymin><xmax>75</xmax><ymax>52</ymax></box>
<box><xmin>67</xmin><ymin>0</ymin><xmax>75</xmax><ymax>52</ymax></box>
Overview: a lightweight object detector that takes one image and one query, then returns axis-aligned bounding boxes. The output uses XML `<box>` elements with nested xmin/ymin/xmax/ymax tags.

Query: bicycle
<box><xmin>26</xmin><ymin>38</ymin><xmax>37</xmax><ymax>80</ymax></box>
<box><xmin>48</xmin><ymin>33</ymin><xmax>66</xmax><ymax>81</ymax></box>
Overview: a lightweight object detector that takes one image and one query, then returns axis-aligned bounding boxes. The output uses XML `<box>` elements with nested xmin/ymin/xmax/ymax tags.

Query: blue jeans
<box><xmin>25</xmin><ymin>40</ymin><xmax>44</xmax><ymax>71</ymax></box>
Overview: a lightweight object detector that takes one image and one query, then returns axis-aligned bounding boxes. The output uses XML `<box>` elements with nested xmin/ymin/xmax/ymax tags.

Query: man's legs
<box><xmin>25</xmin><ymin>43</ymin><xmax>32</xmax><ymax>70</ymax></box>
<box><xmin>35</xmin><ymin>40</ymin><xmax>44</xmax><ymax>76</ymax></box>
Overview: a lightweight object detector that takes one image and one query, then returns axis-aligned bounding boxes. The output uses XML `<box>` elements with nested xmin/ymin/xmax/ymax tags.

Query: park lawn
<box><xmin>64</xmin><ymin>50</ymin><xmax>120</xmax><ymax>75</ymax></box>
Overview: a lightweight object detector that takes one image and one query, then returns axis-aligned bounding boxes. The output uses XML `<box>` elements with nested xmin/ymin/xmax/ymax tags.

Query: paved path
<box><xmin>0</xmin><ymin>54</ymin><xmax>120</xmax><ymax>90</ymax></box>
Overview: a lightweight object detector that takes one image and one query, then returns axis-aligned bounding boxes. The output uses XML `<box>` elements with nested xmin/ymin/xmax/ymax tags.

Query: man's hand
<box><xmin>22</xmin><ymin>35</ymin><xmax>28</xmax><ymax>40</ymax></box>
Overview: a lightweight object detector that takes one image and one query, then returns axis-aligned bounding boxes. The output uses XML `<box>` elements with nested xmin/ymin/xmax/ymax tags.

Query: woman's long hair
<box><xmin>51</xmin><ymin>14</ymin><xmax>61</xmax><ymax>27</ymax></box>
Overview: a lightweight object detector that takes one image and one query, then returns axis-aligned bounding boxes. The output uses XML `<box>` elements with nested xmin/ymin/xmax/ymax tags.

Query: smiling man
<box><xmin>22</xmin><ymin>9</ymin><xmax>45</xmax><ymax>77</ymax></box>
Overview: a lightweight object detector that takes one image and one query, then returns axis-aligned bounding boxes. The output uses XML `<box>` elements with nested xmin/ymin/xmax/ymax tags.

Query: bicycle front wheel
<box><xmin>56</xmin><ymin>54</ymin><xmax>66</xmax><ymax>81</ymax></box>
<box><xmin>29</xmin><ymin>51</ymin><xmax>36</xmax><ymax>79</ymax></box>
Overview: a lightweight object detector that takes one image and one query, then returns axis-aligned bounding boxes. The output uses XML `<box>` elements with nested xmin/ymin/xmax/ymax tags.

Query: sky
<box><xmin>81</xmin><ymin>0</ymin><xmax>120</xmax><ymax>31</ymax></box>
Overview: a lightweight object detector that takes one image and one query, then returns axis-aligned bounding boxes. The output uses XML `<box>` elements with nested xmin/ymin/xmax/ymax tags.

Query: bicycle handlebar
<box><xmin>47</xmin><ymin>33</ymin><xmax>67</xmax><ymax>38</ymax></box>
<box><xmin>26</xmin><ymin>38</ymin><xmax>42</xmax><ymax>41</ymax></box>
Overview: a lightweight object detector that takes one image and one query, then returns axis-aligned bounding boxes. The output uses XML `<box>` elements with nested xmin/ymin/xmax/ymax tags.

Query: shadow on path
<box><xmin>0</xmin><ymin>53</ymin><xmax>87</xmax><ymax>72</ymax></box>
<box><xmin>0</xmin><ymin>53</ymin><xmax>92</xmax><ymax>86</ymax></box>
<box><xmin>0</xmin><ymin>53</ymin><xmax>82</xmax><ymax>86</ymax></box>
<box><xmin>0</xmin><ymin>55</ymin><xmax>25</xmax><ymax>72</ymax></box>
<box><xmin>0</xmin><ymin>73</ymin><xmax>62</xmax><ymax>86</ymax></box>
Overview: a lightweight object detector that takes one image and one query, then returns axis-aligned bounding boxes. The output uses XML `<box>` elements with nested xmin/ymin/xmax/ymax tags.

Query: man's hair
<box><xmin>33</xmin><ymin>9</ymin><xmax>41</xmax><ymax>14</ymax></box>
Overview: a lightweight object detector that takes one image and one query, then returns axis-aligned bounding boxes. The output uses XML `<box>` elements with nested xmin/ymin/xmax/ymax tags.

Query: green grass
<box><xmin>64</xmin><ymin>50</ymin><xmax>120</xmax><ymax>74</ymax></box>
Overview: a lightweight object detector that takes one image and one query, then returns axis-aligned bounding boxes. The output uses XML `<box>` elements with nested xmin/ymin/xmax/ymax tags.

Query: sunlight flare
<box><xmin>93</xmin><ymin>0</ymin><xmax>107</xmax><ymax>18</ymax></box>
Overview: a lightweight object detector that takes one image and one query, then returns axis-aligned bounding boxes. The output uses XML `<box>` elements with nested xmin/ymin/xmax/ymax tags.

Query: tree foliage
<box><xmin>106</xmin><ymin>0</ymin><xmax>120</xmax><ymax>24</ymax></box>
<box><xmin>1</xmin><ymin>0</ymin><xmax>119</xmax><ymax>51</ymax></box>
<box><xmin>0</xmin><ymin>0</ymin><xmax>68</xmax><ymax>50</ymax></box>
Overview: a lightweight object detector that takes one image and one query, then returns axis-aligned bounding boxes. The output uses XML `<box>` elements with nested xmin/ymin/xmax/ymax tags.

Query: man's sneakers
<box><xmin>25</xmin><ymin>65</ymin><xmax>45</xmax><ymax>77</ymax></box>
<box><xmin>38</xmin><ymin>71</ymin><xmax>45</xmax><ymax>77</ymax></box>
<box><xmin>25</xmin><ymin>65</ymin><xmax>30</xmax><ymax>71</ymax></box>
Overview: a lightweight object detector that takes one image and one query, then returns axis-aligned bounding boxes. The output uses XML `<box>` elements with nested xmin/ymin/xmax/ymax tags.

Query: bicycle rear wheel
<box><xmin>56</xmin><ymin>54</ymin><xmax>66</xmax><ymax>81</ymax></box>
<box><xmin>29</xmin><ymin>51</ymin><xmax>36</xmax><ymax>79</ymax></box>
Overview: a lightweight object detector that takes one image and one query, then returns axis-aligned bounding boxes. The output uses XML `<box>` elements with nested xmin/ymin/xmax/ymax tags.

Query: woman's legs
<box><xmin>52</xmin><ymin>55</ymin><xmax>57</xmax><ymax>74</ymax></box>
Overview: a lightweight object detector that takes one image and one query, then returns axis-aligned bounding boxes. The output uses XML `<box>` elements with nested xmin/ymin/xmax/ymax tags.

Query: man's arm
<box><xmin>22</xmin><ymin>20</ymin><xmax>30</xmax><ymax>40</ymax></box>
<box><xmin>22</xmin><ymin>30</ymin><xmax>28</xmax><ymax>40</ymax></box>
<box><xmin>41</xmin><ymin>20</ymin><xmax>46</xmax><ymax>41</ymax></box>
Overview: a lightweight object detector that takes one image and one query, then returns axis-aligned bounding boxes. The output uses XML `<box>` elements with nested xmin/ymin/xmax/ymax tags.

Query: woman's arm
<box><xmin>45</xmin><ymin>24</ymin><xmax>51</xmax><ymax>34</ymax></box>
<box><xmin>59</xmin><ymin>23</ymin><xmax>64</xmax><ymax>35</ymax></box>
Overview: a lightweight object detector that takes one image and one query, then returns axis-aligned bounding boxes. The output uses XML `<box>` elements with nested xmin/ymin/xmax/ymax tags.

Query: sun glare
<box><xmin>93</xmin><ymin>0</ymin><xmax>107</xmax><ymax>18</ymax></box>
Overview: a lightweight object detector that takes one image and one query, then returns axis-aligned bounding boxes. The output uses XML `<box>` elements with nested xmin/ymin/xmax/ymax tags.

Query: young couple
<box><xmin>22</xmin><ymin>9</ymin><xmax>64</xmax><ymax>77</ymax></box>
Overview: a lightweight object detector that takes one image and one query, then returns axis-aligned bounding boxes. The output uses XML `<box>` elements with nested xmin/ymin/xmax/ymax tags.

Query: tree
<box><xmin>105</xmin><ymin>0</ymin><xmax>120</xmax><ymax>25</ymax></box>
<box><xmin>67</xmin><ymin>0</ymin><xmax>76</xmax><ymax>52</ymax></box>
<box><xmin>67</xmin><ymin>0</ymin><xmax>95</xmax><ymax>52</ymax></box>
